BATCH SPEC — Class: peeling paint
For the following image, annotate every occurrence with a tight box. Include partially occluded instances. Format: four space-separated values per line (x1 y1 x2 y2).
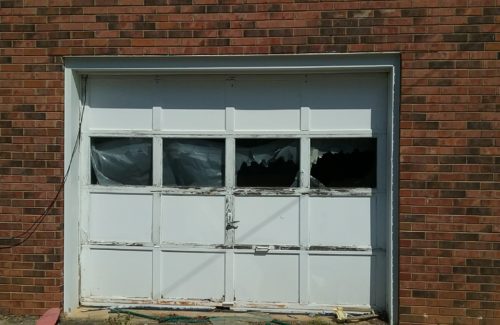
308 245 371 251
161 188 227 196
233 244 252 250
224 195 235 244
272 245 300 251
308 188 374 197
87 241 145 246
83 299 374 315
233 188 299 196
233 187 373 197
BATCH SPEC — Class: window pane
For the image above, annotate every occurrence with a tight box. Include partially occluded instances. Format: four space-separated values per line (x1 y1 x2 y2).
236 139 299 187
310 138 376 188
163 139 225 187
91 137 152 186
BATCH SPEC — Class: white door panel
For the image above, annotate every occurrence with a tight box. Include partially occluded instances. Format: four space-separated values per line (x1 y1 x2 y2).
159 77 226 131
161 251 225 300
309 108 372 131
82 248 153 299
234 253 299 303
88 193 153 243
309 255 372 305
234 196 300 246
88 76 155 130
162 108 226 131
309 197 373 247
161 195 225 245
235 108 301 131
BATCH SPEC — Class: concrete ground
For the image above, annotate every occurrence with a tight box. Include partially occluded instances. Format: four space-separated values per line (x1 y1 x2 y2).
1 308 387 325
0 315 38 325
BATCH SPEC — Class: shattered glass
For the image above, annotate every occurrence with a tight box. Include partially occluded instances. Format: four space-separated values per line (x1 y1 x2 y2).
236 139 299 187
163 139 225 187
91 137 153 186
310 138 377 188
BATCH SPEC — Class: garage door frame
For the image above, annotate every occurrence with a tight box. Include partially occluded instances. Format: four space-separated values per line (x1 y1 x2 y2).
63 54 400 323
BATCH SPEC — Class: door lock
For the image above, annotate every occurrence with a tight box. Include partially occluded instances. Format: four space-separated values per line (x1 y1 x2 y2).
226 220 239 230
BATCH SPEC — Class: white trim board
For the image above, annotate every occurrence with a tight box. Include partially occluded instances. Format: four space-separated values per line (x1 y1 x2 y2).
63 54 400 324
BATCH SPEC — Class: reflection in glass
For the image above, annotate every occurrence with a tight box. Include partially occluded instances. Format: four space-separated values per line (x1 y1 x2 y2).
236 139 299 187
91 137 152 186
310 138 376 188
163 139 225 187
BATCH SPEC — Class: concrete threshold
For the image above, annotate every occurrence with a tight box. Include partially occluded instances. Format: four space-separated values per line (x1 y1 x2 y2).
61 307 387 325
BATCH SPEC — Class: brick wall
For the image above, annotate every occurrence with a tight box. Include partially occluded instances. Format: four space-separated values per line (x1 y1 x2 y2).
0 0 498 323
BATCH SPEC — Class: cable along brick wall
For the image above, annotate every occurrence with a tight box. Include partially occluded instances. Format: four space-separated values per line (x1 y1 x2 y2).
0 1 498 324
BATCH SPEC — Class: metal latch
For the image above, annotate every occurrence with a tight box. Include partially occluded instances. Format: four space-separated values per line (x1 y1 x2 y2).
226 220 239 230
254 246 270 254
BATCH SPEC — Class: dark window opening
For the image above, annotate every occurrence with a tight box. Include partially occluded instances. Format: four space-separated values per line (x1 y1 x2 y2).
310 138 376 188
236 139 299 187
163 138 225 187
91 137 153 186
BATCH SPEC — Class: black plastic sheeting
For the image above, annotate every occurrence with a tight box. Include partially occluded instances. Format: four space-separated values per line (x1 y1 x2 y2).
236 139 299 187
90 136 375 189
163 139 225 187
310 138 377 188
91 137 153 186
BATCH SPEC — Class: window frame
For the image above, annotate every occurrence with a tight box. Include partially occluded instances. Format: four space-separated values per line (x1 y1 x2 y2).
86 133 380 196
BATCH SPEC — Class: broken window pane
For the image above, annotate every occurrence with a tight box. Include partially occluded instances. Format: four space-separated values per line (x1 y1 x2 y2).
236 139 299 187
163 139 225 187
91 137 152 186
310 138 377 188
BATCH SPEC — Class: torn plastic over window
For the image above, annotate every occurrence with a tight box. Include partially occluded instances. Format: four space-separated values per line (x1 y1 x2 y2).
163 139 225 187
236 139 299 187
310 138 376 188
91 137 153 186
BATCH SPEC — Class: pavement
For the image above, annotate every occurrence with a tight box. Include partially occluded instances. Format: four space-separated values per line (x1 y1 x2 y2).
1 308 388 325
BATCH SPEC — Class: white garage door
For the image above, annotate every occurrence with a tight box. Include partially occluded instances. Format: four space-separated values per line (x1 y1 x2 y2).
79 73 389 312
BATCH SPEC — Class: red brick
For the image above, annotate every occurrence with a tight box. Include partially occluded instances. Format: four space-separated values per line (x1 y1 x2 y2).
0 1 498 321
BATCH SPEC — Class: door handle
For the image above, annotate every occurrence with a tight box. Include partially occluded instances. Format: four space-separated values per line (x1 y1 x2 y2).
255 246 270 254
226 220 239 230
